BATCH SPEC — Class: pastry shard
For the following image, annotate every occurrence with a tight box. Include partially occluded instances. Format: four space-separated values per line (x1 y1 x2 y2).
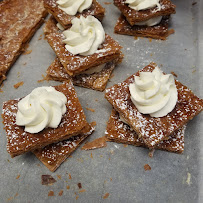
0 0 48 85
114 0 176 26
44 0 105 29
46 55 123 91
106 109 185 153
2 81 88 157
114 15 174 40
105 63 203 148
44 16 122 76
34 122 95 172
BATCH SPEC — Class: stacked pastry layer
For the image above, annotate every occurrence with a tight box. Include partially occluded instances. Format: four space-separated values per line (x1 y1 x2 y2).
114 0 176 40
2 81 95 171
105 63 203 154
44 0 123 91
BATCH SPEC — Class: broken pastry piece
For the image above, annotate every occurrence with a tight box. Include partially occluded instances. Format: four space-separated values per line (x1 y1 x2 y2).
113 0 176 39
2 81 89 157
114 15 174 40
44 0 105 29
105 63 203 148
34 122 95 172
106 109 185 153
0 0 48 85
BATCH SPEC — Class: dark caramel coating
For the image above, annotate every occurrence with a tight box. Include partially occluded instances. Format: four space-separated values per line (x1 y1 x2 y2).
47 54 123 91
0 0 48 85
2 81 88 157
34 123 95 172
44 16 122 76
106 109 185 153
105 63 203 148
114 15 174 40
114 0 176 26
44 0 105 29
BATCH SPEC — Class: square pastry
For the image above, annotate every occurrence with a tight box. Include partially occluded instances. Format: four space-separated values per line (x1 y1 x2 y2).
34 122 95 172
44 16 122 76
46 56 123 91
2 81 88 157
114 0 176 26
105 109 185 153
44 0 105 29
114 15 174 40
105 63 203 148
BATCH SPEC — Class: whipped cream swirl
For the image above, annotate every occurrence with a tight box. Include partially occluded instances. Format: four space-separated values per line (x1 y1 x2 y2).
62 16 105 56
135 16 162 26
16 87 67 133
57 0 93 16
125 0 161 11
129 67 178 117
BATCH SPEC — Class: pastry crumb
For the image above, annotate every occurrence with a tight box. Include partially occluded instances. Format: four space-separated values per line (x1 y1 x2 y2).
103 193 110 199
41 175 56 185
79 189 86 193
38 34 43 40
23 50 32 55
69 173 72 180
16 174 20 179
86 107 95 112
144 164 151 171
48 191 54 197
14 81 24 89
82 136 107 150
37 74 49 83
77 183 82 189
58 190 63 196
66 185 70 190
104 2 111 5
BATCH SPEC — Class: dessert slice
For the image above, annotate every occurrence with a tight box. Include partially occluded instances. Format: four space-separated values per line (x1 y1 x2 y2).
2 81 88 157
106 109 185 153
46 56 123 91
114 0 176 26
105 63 203 148
44 16 122 76
114 15 174 40
0 0 48 85
34 122 95 172
44 0 105 29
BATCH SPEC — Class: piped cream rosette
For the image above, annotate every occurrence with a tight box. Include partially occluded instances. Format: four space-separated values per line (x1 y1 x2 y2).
57 0 93 16
62 15 105 56
125 0 161 11
16 87 67 133
129 67 178 117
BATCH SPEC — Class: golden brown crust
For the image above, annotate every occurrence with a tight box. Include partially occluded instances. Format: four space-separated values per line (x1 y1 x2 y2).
114 15 174 40
105 109 185 153
34 122 95 172
44 16 122 76
105 63 203 148
114 0 176 26
46 53 123 91
44 0 105 29
2 81 88 157
0 0 48 85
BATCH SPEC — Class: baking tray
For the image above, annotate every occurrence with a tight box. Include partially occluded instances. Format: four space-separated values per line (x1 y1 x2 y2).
0 0 202 202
